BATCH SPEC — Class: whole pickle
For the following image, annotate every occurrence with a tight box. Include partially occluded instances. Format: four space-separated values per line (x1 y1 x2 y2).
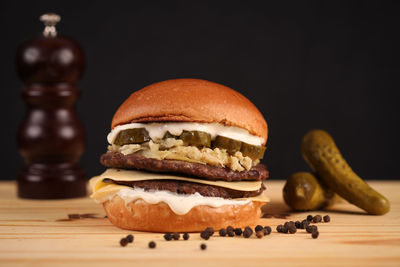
283 172 337 211
114 128 150 145
212 136 242 154
240 142 266 160
179 130 211 147
301 129 390 215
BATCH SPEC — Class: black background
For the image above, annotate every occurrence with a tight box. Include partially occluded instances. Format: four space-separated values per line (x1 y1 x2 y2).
1 1 399 180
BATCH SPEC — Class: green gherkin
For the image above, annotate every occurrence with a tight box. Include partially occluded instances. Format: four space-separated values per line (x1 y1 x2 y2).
179 130 211 147
114 128 150 145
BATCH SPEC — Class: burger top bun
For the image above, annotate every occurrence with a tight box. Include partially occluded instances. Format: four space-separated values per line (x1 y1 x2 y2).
111 78 268 144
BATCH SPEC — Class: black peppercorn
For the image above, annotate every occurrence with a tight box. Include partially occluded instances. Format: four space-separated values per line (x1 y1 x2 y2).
205 227 214 236
263 226 271 235
255 225 263 232
219 228 227 237
243 226 253 238
301 220 309 229
148 241 156 248
126 234 134 243
164 233 173 241
323 215 331 222
282 226 288 234
295 221 301 229
200 231 210 240
226 226 234 236
120 238 128 247
288 225 297 234
200 243 207 250
183 233 190 240
256 231 263 238
234 228 243 236
173 232 180 240
306 225 318 233
307 215 313 221
276 225 283 232
313 215 322 223
312 231 319 239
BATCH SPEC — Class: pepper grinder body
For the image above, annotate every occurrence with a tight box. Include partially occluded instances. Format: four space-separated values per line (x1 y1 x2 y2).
16 26 87 198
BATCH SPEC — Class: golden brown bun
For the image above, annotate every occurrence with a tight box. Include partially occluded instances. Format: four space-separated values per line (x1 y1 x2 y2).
103 195 265 232
111 79 268 144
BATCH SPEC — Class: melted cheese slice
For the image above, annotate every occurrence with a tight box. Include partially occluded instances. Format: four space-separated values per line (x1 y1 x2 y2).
91 168 263 192
89 168 269 203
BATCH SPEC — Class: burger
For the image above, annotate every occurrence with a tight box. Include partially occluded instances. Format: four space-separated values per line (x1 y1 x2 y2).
89 78 269 232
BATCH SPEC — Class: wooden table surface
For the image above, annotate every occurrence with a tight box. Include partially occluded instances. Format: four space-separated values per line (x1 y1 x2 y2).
0 180 399 267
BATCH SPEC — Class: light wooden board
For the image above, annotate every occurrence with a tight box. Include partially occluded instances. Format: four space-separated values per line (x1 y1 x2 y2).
0 181 399 267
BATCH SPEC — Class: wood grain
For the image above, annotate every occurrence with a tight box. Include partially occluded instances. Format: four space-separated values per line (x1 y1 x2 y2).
0 181 399 267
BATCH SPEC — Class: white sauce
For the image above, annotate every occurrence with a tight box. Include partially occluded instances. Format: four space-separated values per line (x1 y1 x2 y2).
113 188 251 215
107 122 264 146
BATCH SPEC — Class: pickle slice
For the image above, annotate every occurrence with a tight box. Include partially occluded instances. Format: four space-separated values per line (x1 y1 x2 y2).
162 131 177 139
114 128 150 145
212 135 242 154
240 142 266 160
179 130 211 147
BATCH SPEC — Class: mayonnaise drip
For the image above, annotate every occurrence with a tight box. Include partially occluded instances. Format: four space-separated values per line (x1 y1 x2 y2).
113 188 251 215
107 122 264 146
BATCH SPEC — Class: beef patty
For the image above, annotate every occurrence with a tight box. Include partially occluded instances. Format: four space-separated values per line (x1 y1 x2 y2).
100 151 269 182
103 178 265 199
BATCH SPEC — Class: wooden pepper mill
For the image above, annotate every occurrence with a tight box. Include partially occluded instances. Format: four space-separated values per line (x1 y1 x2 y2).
16 13 86 199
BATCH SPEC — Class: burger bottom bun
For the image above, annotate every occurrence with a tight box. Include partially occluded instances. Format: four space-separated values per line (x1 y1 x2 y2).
103 195 265 232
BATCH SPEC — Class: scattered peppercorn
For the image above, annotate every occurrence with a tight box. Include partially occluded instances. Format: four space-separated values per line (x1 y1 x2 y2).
323 215 331 223
200 231 210 240
255 225 263 232
164 233 172 241
200 243 207 250
173 232 180 240
307 215 313 222
263 226 271 235
234 228 243 236
219 228 227 236
295 221 301 229
282 226 288 234
306 225 318 233
276 225 283 232
148 241 156 248
126 234 134 243
312 231 319 239
301 220 309 229
120 238 128 247
183 233 190 240
256 231 263 238
313 215 322 223
226 226 234 236
205 227 214 236
288 225 297 234
243 226 253 238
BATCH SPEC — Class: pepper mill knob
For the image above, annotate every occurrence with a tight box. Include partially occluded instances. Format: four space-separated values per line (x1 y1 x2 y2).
16 13 87 199
40 13 60 37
